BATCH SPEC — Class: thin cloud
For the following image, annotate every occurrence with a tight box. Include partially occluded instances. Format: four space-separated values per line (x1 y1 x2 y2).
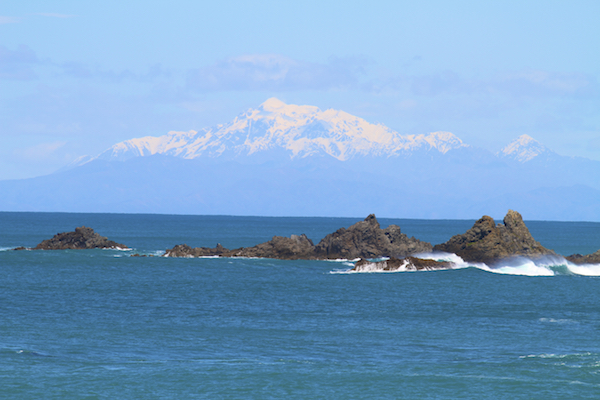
187 54 366 92
368 69 598 99
0 45 39 80
14 141 67 162
36 13 76 18
499 70 598 98
59 62 172 84
0 16 20 24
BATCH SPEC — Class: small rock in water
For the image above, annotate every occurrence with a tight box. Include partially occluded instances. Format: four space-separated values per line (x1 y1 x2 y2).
33 226 128 250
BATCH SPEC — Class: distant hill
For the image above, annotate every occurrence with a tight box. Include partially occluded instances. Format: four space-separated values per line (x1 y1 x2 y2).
1 99 599 221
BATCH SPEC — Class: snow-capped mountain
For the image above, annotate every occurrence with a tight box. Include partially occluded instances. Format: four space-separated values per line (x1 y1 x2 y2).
2 98 599 221
498 134 551 163
95 98 468 163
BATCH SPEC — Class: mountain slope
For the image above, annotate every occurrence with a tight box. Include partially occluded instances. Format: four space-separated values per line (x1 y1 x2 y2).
498 134 553 162
95 98 468 163
1 99 599 221
1 154 598 221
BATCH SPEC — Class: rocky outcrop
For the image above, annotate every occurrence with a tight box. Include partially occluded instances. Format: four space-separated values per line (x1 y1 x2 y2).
352 256 450 272
164 243 228 257
433 210 554 264
33 226 128 250
566 250 600 264
226 234 315 259
164 235 315 260
163 214 432 260
313 214 432 259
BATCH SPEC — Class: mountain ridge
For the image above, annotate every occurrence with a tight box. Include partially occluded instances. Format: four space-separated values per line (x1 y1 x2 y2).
92 98 469 164
0 98 598 221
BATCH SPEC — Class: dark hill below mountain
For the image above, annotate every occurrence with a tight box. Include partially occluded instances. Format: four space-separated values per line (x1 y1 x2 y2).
0 153 598 221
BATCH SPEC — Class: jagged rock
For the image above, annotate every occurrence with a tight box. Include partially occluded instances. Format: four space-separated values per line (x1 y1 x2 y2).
313 214 432 259
352 256 450 272
164 243 228 257
566 250 600 264
226 234 315 259
162 214 431 260
33 226 128 250
433 210 554 264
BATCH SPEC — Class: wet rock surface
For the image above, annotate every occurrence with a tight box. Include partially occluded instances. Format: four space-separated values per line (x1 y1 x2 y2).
313 214 432 259
164 243 228 258
433 210 555 264
566 250 600 264
352 256 451 272
33 226 128 250
163 214 432 260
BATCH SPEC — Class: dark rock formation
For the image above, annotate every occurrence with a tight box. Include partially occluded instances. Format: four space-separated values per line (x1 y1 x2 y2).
566 250 600 264
164 243 228 258
163 214 432 260
226 234 315 259
313 214 432 259
33 226 128 250
352 256 451 272
433 210 554 264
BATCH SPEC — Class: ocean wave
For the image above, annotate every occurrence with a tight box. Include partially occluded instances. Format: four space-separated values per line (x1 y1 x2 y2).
331 253 600 277
324 258 362 262
538 317 578 324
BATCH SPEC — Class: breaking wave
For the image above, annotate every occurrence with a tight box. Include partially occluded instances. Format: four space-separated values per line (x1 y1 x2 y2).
331 253 600 277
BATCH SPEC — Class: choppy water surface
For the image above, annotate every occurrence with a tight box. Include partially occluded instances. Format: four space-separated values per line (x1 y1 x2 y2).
1 212 599 399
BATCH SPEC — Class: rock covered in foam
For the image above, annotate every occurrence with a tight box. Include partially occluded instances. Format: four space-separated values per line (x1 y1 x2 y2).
352 257 451 272
33 226 128 250
433 210 554 264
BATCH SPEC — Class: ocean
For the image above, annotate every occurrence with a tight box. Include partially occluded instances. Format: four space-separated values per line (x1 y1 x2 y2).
1 212 600 399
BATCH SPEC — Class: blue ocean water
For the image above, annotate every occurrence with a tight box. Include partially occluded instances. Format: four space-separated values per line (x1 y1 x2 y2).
1 212 600 399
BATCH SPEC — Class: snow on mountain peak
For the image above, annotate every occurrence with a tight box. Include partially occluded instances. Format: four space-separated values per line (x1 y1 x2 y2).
93 99 470 163
259 97 287 111
499 134 548 162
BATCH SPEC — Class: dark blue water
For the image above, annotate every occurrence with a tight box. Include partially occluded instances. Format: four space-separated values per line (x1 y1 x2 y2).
1 212 600 399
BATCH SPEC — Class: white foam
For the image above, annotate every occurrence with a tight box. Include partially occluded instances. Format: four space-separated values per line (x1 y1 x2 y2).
414 251 477 270
566 262 600 276
324 258 361 262
329 252 600 277
101 247 131 251
478 259 555 276
539 318 578 324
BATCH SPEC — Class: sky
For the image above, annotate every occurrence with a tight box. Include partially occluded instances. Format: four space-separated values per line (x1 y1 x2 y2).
1 0 599 180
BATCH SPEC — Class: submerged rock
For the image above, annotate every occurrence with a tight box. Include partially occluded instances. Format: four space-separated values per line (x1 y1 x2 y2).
433 210 554 264
566 250 600 264
163 214 432 260
33 226 128 250
352 256 451 272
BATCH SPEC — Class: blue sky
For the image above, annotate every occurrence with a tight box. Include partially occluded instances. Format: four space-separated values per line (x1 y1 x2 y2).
1 0 599 179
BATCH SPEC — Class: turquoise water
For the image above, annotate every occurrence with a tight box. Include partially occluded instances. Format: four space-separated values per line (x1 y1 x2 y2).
1 212 600 399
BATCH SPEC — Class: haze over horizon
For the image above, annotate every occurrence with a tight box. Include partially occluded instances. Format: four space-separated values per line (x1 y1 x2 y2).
2 0 600 180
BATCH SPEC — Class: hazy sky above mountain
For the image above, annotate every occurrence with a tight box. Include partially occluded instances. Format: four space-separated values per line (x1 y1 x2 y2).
2 0 599 179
